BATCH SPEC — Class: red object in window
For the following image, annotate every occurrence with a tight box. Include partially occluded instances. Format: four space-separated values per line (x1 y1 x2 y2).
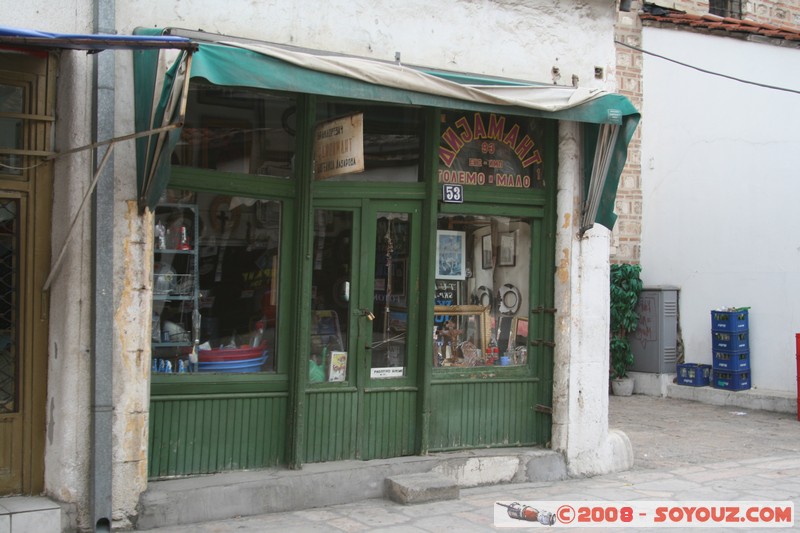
198 344 266 362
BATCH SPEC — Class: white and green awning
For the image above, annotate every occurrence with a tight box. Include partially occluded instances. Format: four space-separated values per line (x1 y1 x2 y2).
134 28 639 229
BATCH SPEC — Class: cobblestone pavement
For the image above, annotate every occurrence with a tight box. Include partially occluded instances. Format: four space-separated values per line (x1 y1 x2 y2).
145 395 800 532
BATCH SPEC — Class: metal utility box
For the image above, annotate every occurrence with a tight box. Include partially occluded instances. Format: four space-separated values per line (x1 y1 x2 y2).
629 286 679 373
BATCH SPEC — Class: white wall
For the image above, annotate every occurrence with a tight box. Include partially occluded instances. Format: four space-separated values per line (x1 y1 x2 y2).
640 27 800 393
117 0 617 91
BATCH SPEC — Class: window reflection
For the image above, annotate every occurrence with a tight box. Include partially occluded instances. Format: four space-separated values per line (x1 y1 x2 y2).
173 84 297 179
434 214 531 368
315 100 422 182
370 212 410 377
308 210 351 383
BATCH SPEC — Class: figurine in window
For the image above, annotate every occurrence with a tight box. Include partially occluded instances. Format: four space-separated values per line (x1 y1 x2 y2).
440 319 463 362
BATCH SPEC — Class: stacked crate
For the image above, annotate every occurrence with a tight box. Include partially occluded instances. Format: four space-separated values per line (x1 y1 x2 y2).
711 309 751 391
676 362 712 387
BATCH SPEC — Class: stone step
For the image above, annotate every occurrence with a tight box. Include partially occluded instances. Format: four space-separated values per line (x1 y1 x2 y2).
136 448 567 530
0 496 62 533
385 472 459 505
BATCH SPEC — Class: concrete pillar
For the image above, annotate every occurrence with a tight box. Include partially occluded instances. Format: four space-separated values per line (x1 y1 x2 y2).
551 121 633 477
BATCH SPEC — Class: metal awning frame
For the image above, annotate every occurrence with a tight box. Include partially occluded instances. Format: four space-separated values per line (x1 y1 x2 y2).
0 26 197 52
0 26 196 289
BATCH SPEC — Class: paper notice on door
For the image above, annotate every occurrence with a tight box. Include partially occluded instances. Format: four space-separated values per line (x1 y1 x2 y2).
328 351 348 382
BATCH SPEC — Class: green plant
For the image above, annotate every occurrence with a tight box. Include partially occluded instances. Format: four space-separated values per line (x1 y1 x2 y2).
609 263 643 379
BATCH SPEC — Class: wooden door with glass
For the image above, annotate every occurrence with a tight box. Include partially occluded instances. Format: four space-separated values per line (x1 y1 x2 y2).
304 199 421 462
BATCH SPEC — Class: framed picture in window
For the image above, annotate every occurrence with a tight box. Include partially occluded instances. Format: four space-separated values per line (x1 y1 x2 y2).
481 234 493 270
498 231 516 267
433 304 490 356
435 230 466 280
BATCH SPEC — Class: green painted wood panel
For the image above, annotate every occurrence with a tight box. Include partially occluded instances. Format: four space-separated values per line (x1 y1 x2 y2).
428 380 538 451
148 393 287 479
362 389 417 460
303 390 357 463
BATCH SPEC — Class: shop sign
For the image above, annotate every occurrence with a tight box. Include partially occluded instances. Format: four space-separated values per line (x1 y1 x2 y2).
371 367 404 379
314 113 365 180
438 112 545 189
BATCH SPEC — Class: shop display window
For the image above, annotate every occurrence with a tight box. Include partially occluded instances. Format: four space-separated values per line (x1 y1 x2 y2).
434 214 530 368
152 189 281 374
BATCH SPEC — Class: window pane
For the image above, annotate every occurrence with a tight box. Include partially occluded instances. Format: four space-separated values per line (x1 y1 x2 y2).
0 199 18 412
153 190 281 374
709 0 742 18
370 212 410 377
175 84 297 179
0 85 24 176
434 214 531 368
315 100 422 182
309 210 351 383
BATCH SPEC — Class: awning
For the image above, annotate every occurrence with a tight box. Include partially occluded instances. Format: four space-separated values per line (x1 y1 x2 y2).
0 26 195 291
133 29 637 229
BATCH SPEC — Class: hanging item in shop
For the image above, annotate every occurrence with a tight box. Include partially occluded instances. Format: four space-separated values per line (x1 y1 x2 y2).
498 283 521 315
475 285 493 308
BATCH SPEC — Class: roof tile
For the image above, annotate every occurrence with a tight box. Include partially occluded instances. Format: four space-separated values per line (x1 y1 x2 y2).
640 3 800 42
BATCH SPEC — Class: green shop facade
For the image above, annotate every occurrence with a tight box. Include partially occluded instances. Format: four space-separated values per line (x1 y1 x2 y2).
135 32 639 479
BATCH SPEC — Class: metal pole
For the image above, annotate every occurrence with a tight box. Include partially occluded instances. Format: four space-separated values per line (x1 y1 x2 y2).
91 0 115 529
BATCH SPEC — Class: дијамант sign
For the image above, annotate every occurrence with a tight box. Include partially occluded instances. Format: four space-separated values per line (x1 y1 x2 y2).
438 112 545 189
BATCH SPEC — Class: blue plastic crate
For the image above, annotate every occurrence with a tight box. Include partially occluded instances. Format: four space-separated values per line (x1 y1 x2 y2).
677 363 711 386
712 330 749 352
711 309 749 332
712 369 751 391
713 350 750 371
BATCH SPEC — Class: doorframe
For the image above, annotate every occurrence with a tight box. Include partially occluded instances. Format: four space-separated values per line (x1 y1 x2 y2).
288 105 558 465
0 51 54 495
358 198 424 459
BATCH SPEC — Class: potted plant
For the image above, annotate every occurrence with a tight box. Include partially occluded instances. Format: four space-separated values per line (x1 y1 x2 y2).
609 263 643 396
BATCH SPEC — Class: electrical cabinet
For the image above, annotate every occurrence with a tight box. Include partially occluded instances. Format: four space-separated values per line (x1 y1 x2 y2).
629 286 679 374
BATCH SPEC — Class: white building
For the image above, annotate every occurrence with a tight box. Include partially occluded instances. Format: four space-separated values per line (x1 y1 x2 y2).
629 4 800 397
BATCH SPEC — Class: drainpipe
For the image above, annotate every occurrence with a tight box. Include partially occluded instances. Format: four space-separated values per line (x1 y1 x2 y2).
91 0 114 530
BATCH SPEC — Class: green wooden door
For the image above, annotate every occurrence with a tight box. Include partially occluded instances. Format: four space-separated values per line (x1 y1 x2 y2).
304 199 421 462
